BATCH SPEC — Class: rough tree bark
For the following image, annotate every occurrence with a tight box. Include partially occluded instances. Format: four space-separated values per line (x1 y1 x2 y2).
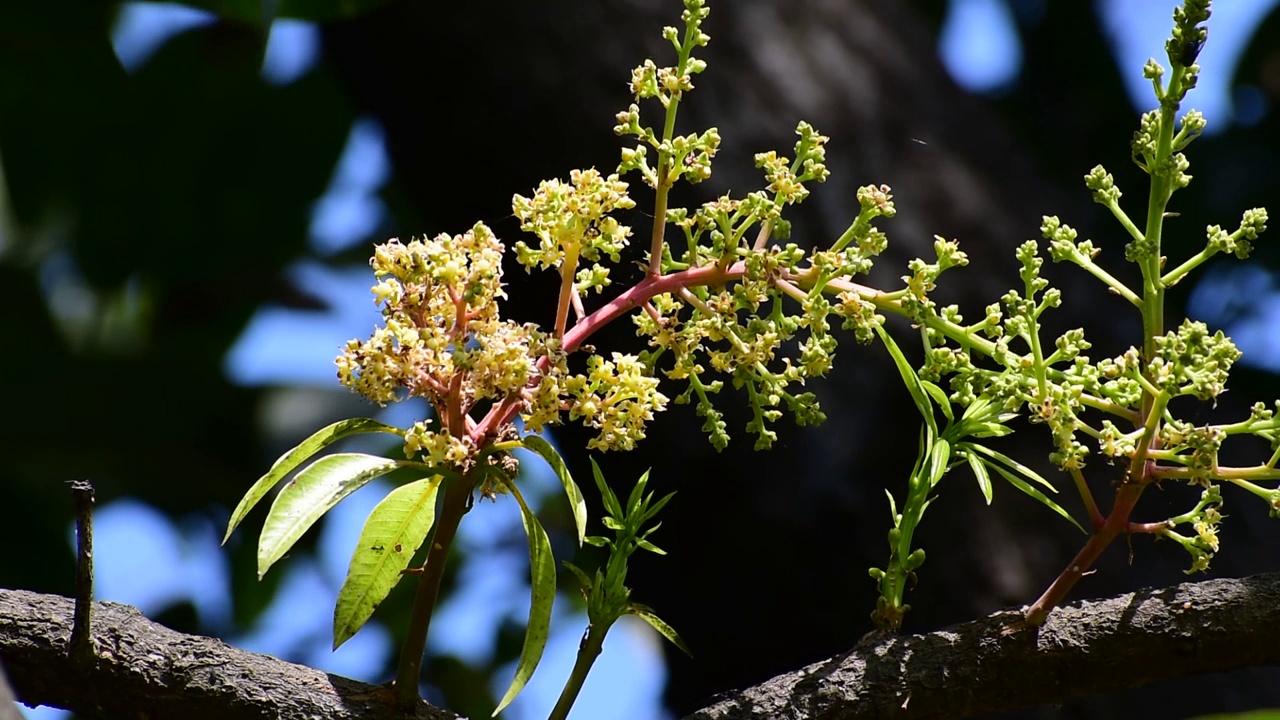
5 576 1280 720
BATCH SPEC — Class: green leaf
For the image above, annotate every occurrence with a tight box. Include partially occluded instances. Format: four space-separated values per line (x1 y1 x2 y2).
964 449 994 505
927 438 951 488
562 560 594 592
883 488 898 519
257 453 407 579
332 474 443 649
965 444 1058 493
627 603 692 657
591 458 624 519
874 323 936 436
639 491 675 525
224 418 402 545
636 538 667 555
626 469 652 517
521 434 588 546
493 487 558 716
921 381 954 423
986 463 1084 533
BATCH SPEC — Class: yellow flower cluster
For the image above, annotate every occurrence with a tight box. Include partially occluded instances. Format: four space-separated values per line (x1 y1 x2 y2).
336 223 534 414
565 353 669 451
512 168 635 296
336 216 671 460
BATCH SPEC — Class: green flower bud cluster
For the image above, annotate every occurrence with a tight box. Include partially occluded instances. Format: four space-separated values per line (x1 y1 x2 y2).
1205 207 1268 259
1148 320 1241 400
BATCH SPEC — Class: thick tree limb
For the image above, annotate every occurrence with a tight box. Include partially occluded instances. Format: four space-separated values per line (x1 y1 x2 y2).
0 589 458 720
4 575 1280 720
685 572 1280 720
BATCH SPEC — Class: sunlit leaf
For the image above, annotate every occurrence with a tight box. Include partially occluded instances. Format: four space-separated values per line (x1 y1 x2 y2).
627 603 692 657
874 323 936 436
921 380 953 423
522 434 588 546
636 538 666 555
965 443 1058 493
639 491 675 525
224 418 402 544
493 484 557 716
332 474 443 649
927 438 951 488
591 458 623 518
626 469 651 517
257 453 408 578
986 462 1084 533
964 448 994 504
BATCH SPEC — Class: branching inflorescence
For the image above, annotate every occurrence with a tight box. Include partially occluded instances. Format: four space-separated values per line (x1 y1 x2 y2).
224 0 1274 714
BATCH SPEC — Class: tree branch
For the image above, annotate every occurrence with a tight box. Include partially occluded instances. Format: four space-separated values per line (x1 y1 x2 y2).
0 589 458 720
4 574 1280 720
685 572 1280 720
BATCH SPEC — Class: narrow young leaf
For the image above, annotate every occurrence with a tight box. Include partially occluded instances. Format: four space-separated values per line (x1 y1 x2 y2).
626 604 692 657
257 453 406 579
562 560 594 593
591 458 624 519
874 323 937 436
636 538 667 555
966 443 1058 493
883 488 898 519
626 469 652 518
493 488 558 716
521 434 588 546
224 418 402 544
332 474 443 649
963 448 994 505
927 438 951 488
639 491 676 525
987 462 1084 533
920 381 954 423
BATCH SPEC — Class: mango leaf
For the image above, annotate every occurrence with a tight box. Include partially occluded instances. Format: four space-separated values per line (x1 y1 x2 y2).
986 462 1084 533
874 323 936 436
965 443 1058 493
627 603 692 657
258 453 408 578
224 418 402 544
963 448 994 504
521 434 588 546
591 457 624 519
493 485 558 716
333 474 443 649
927 438 951 488
920 380 954 423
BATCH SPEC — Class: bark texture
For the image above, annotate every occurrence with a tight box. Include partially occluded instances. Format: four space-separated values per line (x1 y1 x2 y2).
687 572 1280 719
0 589 458 720
5 573 1280 720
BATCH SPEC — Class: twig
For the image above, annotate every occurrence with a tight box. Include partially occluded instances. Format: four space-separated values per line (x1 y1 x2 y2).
68 480 94 664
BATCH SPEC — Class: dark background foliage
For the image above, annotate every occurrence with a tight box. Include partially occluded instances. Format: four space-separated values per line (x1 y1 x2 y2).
3 1 1279 717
